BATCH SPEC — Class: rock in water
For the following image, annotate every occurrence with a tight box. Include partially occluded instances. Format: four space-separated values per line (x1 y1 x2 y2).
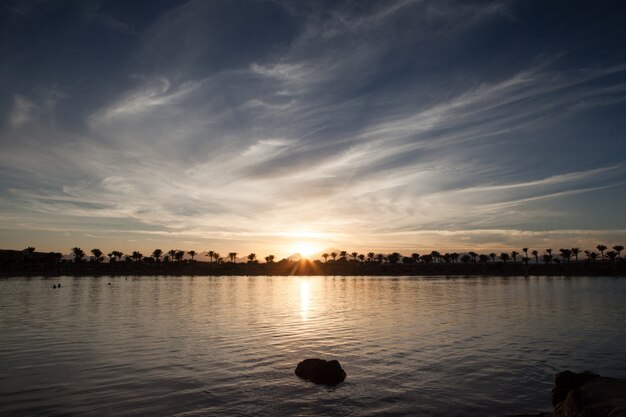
552 370 599 406
552 371 626 417
295 358 346 385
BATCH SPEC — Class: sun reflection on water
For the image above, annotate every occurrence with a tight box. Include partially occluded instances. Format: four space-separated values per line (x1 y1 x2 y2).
299 279 311 320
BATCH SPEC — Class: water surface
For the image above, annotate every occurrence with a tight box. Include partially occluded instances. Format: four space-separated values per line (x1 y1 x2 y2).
1 276 625 416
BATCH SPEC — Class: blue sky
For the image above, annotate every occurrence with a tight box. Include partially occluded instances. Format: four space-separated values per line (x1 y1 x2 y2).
1 0 625 257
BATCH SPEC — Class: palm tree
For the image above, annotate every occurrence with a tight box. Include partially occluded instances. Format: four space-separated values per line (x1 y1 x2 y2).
206 250 215 263
469 251 478 263
358 254 365 263
110 250 123 262
339 251 347 261
376 253 385 263
510 251 519 263
499 252 510 263
596 244 607 260
228 252 238 263
450 253 459 263
367 252 375 262
152 249 163 262
479 254 489 264
350 252 358 262
330 252 338 261
265 254 275 263
461 254 471 264
531 250 539 264
387 252 401 264
559 248 572 263
522 247 529 260
606 251 618 262
571 247 580 263
322 253 329 262
90 248 103 263
613 245 624 259
247 253 256 263
544 249 553 264
489 253 496 263
168 249 177 261
131 251 143 261
187 250 197 261
430 251 440 263
213 252 221 263
411 253 420 263
71 247 85 263
174 250 184 262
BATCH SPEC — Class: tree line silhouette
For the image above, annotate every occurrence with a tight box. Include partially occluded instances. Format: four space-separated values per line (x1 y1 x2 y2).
2 243 624 277
20 244 626 265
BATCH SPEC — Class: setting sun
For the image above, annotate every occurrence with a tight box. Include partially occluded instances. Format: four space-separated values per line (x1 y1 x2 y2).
291 242 319 258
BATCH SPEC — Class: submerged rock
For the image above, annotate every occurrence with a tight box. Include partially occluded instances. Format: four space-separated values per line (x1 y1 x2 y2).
295 358 346 385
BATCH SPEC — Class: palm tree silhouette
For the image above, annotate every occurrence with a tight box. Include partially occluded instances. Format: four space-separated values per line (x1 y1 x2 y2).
559 248 572 263
351 252 358 262
367 252 375 262
606 251 618 262
544 249 553 264
187 250 197 261
571 247 580 263
469 251 478 263
174 250 184 262
613 245 624 259
431 251 440 263
479 254 489 264
510 251 519 263
152 249 163 262
339 251 347 261
499 252 510 263
596 244 607 260
322 253 329 262
358 254 365 263
531 250 539 264
228 252 238 263
265 254 275 263
522 247 529 260
330 252 337 261
91 248 103 263
489 253 496 263
131 251 143 261
71 247 85 263
168 249 177 261
376 253 385 263
206 250 215 263
247 253 256 263
411 253 420 263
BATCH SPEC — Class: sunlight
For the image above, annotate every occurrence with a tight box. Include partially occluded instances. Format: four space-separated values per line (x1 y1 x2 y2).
291 242 319 258
299 279 311 320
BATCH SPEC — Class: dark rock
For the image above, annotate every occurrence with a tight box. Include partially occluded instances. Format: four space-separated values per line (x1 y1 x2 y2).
553 375 626 417
295 358 346 385
552 371 599 406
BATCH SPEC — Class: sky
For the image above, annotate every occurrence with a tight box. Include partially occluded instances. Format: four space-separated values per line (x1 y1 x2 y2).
1 0 626 258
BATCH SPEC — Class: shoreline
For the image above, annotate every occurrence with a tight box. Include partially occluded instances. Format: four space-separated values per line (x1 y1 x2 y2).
2 260 625 278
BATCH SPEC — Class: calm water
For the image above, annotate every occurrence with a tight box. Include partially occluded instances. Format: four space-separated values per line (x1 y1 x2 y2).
1 276 626 417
